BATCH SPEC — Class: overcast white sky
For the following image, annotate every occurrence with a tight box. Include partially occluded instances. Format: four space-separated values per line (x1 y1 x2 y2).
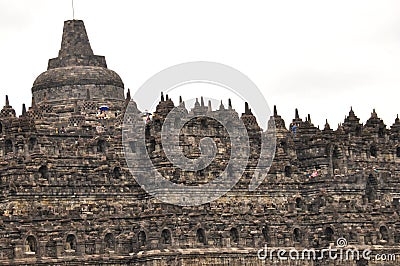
0 0 399 129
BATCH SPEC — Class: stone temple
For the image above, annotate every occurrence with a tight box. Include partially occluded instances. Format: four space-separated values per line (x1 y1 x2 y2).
0 20 399 265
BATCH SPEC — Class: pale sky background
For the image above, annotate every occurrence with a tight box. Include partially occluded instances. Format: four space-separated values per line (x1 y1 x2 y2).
0 0 399 129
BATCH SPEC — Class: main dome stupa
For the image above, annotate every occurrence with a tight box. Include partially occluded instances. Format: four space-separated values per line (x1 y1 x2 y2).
32 20 125 109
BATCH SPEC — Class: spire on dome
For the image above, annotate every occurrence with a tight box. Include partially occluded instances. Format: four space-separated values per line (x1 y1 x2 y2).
270 105 286 129
295 108 299 119
349 106 355 116
31 96 36 107
208 100 212 112
371 109 378 118
324 119 331 130
0 95 16 118
337 123 344 133
391 114 400 133
47 20 107 69
219 100 225 110
22 104 27 116
59 20 93 57
244 102 251 114
195 98 200 107
343 106 361 132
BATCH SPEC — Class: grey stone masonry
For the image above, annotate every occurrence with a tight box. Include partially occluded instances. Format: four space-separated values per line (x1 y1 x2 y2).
48 20 107 69
0 19 399 265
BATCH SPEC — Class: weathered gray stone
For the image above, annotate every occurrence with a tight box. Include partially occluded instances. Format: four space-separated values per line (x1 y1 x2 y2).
0 19 399 266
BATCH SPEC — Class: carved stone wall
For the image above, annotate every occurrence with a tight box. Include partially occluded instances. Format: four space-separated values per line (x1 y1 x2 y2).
0 19 399 265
